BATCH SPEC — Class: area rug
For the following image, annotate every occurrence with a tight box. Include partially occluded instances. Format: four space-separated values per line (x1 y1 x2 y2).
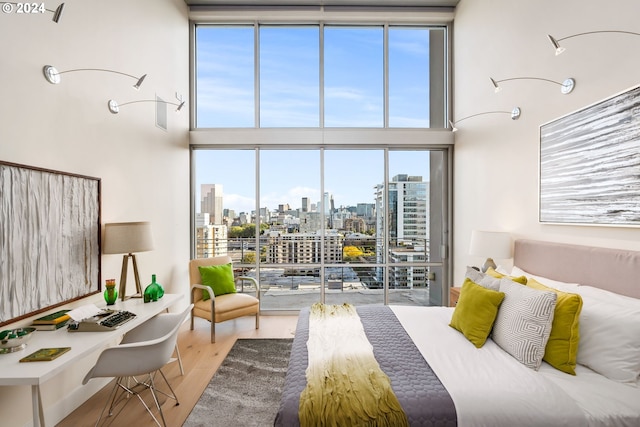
183 338 293 427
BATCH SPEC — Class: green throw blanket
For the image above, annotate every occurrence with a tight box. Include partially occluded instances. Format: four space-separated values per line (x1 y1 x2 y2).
299 303 408 427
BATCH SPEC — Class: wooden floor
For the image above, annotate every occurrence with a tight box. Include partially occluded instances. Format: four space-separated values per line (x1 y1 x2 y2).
56 314 299 427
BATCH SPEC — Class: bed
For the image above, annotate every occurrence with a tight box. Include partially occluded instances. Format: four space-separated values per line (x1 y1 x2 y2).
275 239 640 426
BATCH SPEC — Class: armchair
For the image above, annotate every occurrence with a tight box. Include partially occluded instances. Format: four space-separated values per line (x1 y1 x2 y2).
189 256 260 343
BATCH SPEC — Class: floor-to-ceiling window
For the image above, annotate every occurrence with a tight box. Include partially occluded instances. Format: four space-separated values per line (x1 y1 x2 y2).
190 7 453 311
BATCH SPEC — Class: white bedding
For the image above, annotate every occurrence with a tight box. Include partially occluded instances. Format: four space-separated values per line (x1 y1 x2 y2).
391 305 640 427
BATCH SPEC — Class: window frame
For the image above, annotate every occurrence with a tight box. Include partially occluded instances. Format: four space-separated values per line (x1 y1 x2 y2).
191 14 452 130
189 7 454 309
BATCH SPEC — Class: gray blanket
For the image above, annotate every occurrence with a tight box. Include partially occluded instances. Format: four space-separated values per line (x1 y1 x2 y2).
274 306 457 426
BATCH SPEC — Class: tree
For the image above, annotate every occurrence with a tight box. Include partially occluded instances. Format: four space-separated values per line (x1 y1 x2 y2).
343 245 364 261
242 252 256 264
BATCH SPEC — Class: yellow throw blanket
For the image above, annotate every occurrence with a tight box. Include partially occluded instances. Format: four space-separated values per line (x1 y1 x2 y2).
299 303 408 427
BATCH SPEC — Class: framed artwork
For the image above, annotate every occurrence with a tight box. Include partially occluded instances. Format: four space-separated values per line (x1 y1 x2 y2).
539 84 640 226
0 161 101 326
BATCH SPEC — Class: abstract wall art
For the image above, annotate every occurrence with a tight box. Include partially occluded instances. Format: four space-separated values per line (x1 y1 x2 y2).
539 84 640 226
0 161 101 326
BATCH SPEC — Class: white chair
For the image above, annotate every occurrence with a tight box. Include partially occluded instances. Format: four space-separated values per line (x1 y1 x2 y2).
83 304 193 427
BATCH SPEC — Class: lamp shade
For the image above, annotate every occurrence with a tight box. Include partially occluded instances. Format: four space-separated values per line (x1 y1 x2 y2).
103 222 154 254
469 230 512 260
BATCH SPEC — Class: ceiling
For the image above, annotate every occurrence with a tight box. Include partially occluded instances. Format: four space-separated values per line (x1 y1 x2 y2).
184 1 459 7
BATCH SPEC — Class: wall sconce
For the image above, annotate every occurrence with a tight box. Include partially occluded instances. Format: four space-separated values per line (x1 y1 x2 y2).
1 2 64 22
490 76 575 94
107 99 185 114
548 31 640 56
43 65 146 89
449 107 521 132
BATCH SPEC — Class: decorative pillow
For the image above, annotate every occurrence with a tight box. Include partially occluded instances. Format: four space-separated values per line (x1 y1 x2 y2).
526 278 583 375
198 263 237 300
485 267 527 285
449 278 505 348
575 294 640 385
465 266 501 291
492 278 557 370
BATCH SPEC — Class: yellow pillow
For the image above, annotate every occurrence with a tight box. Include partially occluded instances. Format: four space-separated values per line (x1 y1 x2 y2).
486 267 527 285
527 278 583 375
450 278 505 348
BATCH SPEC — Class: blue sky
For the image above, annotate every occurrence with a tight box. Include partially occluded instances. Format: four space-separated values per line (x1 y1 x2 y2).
195 25 432 128
194 24 434 214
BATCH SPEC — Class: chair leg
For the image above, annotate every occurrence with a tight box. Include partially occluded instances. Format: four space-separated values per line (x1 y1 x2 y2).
211 320 216 343
174 343 184 375
147 373 168 427
256 312 260 330
95 380 121 427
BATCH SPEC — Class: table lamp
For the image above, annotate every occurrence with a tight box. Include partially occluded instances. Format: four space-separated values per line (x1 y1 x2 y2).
469 230 512 273
103 221 154 300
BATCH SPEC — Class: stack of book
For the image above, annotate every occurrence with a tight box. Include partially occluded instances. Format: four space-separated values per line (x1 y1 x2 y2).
31 310 71 331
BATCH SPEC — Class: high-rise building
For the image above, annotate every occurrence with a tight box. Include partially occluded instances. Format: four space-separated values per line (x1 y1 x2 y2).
356 203 375 219
265 230 343 264
195 221 228 259
375 174 429 288
201 184 224 225
301 197 309 212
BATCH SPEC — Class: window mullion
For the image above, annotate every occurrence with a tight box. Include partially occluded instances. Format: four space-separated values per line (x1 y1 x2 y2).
320 22 325 129
384 23 389 128
319 147 325 303
254 21 260 128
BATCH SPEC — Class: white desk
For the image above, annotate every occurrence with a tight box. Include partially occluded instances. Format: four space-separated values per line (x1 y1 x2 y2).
0 293 183 427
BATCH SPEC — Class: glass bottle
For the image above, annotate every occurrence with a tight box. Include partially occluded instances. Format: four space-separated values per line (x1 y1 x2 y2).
144 274 164 303
104 279 118 305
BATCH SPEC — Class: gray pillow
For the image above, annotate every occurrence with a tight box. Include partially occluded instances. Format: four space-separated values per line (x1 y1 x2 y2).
492 278 557 370
465 266 501 291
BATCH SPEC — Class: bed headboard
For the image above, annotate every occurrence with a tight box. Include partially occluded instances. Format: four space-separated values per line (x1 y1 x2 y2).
514 239 640 299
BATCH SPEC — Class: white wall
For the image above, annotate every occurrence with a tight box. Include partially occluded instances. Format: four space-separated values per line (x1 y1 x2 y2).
453 0 640 283
0 0 190 425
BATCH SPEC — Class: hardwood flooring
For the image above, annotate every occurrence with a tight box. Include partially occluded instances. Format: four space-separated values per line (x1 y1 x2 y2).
55 314 299 427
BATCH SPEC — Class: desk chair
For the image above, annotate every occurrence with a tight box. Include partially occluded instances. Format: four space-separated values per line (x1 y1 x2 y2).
83 304 193 427
189 256 260 343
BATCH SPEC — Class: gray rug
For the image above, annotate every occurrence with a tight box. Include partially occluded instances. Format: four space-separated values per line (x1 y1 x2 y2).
183 338 293 427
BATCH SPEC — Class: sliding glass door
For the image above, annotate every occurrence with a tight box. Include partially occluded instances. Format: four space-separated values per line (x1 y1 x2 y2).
192 147 449 311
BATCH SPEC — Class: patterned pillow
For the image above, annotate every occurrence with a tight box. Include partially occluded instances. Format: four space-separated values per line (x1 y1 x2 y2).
492 278 557 370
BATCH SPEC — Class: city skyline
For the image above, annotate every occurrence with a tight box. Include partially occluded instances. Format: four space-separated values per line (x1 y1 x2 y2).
195 150 431 215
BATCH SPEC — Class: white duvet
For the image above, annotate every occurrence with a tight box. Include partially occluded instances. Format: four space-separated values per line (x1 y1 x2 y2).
391 306 640 427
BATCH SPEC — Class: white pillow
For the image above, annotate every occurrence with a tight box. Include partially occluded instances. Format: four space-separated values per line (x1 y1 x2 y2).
575 293 640 385
492 278 557 370
576 285 640 309
510 266 580 293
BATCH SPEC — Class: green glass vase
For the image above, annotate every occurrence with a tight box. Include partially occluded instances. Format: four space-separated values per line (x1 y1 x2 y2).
104 279 118 305
144 274 164 303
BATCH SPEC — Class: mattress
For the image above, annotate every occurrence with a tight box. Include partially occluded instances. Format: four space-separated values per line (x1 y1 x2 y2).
276 304 640 427
392 305 640 427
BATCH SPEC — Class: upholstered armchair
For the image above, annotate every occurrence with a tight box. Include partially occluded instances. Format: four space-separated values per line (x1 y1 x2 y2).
189 256 260 343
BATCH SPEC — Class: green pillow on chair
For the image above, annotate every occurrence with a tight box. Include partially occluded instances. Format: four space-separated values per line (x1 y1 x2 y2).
198 263 237 300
